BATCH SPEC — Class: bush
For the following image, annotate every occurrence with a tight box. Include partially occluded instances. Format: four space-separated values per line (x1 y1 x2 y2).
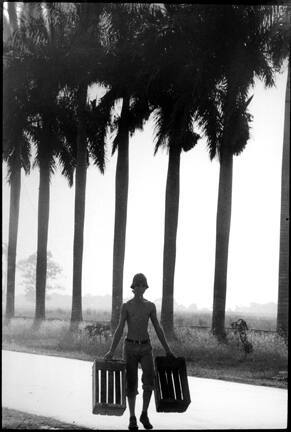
2 317 287 375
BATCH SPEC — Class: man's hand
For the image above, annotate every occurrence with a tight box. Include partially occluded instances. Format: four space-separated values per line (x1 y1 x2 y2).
104 350 113 361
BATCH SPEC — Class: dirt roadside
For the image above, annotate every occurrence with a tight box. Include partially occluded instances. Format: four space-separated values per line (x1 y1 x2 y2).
2 408 92 430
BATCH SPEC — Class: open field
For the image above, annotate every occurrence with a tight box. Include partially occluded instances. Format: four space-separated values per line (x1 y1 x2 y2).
5 307 279 331
2 312 287 389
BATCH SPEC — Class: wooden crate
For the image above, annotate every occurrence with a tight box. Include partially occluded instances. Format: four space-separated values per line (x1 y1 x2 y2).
92 359 126 416
154 356 191 412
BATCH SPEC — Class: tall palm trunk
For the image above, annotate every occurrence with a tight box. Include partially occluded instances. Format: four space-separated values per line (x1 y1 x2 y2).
4 0 20 324
212 151 233 340
111 97 129 331
34 158 50 324
70 83 88 326
277 64 290 339
5 143 21 321
161 145 181 339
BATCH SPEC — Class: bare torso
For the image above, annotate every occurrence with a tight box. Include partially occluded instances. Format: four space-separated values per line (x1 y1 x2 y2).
124 298 154 340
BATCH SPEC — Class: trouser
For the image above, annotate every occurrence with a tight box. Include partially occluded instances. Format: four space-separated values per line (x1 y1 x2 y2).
123 339 155 397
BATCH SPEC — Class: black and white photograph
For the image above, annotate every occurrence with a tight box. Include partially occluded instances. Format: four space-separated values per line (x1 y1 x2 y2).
2 2 289 430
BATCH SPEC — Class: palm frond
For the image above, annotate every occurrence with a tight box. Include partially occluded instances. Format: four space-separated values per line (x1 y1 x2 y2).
56 88 78 157
153 107 171 154
56 146 75 187
196 101 222 161
85 97 108 173
127 96 152 136
88 138 106 174
21 133 32 175
222 93 254 157
87 88 119 157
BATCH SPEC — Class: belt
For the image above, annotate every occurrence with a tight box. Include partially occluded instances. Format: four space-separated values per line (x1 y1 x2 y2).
126 338 149 345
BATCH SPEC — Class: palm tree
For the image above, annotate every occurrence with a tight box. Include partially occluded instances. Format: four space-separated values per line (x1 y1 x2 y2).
211 92 254 340
70 82 88 325
29 7 70 326
92 4 153 331
152 97 200 339
111 94 130 332
34 126 58 325
144 4 224 338
62 3 107 327
3 2 33 322
98 91 151 331
69 88 106 326
277 62 290 340
209 5 289 339
3 63 32 322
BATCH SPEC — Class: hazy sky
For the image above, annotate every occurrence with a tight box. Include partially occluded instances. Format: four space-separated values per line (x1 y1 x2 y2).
2 66 288 310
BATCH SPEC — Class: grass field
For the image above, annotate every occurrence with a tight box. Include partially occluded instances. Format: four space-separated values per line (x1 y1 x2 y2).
6 307 278 331
2 311 288 389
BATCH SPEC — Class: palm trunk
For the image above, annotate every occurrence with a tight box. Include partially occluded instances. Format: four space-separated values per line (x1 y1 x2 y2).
70 83 88 326
4 2 20 322
34 160 50 325
111 97 129 332
277 64 290 339
161 145 181 339
212 151 233 340
5 147 21 321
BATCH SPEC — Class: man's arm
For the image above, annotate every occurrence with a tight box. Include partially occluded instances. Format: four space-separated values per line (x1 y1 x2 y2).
150 304 174 356
104 304 127 360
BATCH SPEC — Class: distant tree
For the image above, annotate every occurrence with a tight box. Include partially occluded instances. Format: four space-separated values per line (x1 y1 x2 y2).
17 251 64 303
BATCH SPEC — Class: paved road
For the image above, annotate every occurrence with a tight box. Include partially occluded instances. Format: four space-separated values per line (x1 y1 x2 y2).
2 350 287 430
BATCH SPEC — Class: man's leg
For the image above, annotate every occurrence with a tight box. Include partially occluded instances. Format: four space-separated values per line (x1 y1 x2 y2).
124 346 139 430
128 395 138 430
128 394 136 417
142 389 152 413
139 349 155 429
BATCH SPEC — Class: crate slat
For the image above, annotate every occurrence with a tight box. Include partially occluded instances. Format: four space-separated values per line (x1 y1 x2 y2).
108 370 114 404
95 368 100 403
179 362 191 403
115 370 121 405
172 369 182 400
166 368 175 399
159 368 169 399
101 370 106 403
